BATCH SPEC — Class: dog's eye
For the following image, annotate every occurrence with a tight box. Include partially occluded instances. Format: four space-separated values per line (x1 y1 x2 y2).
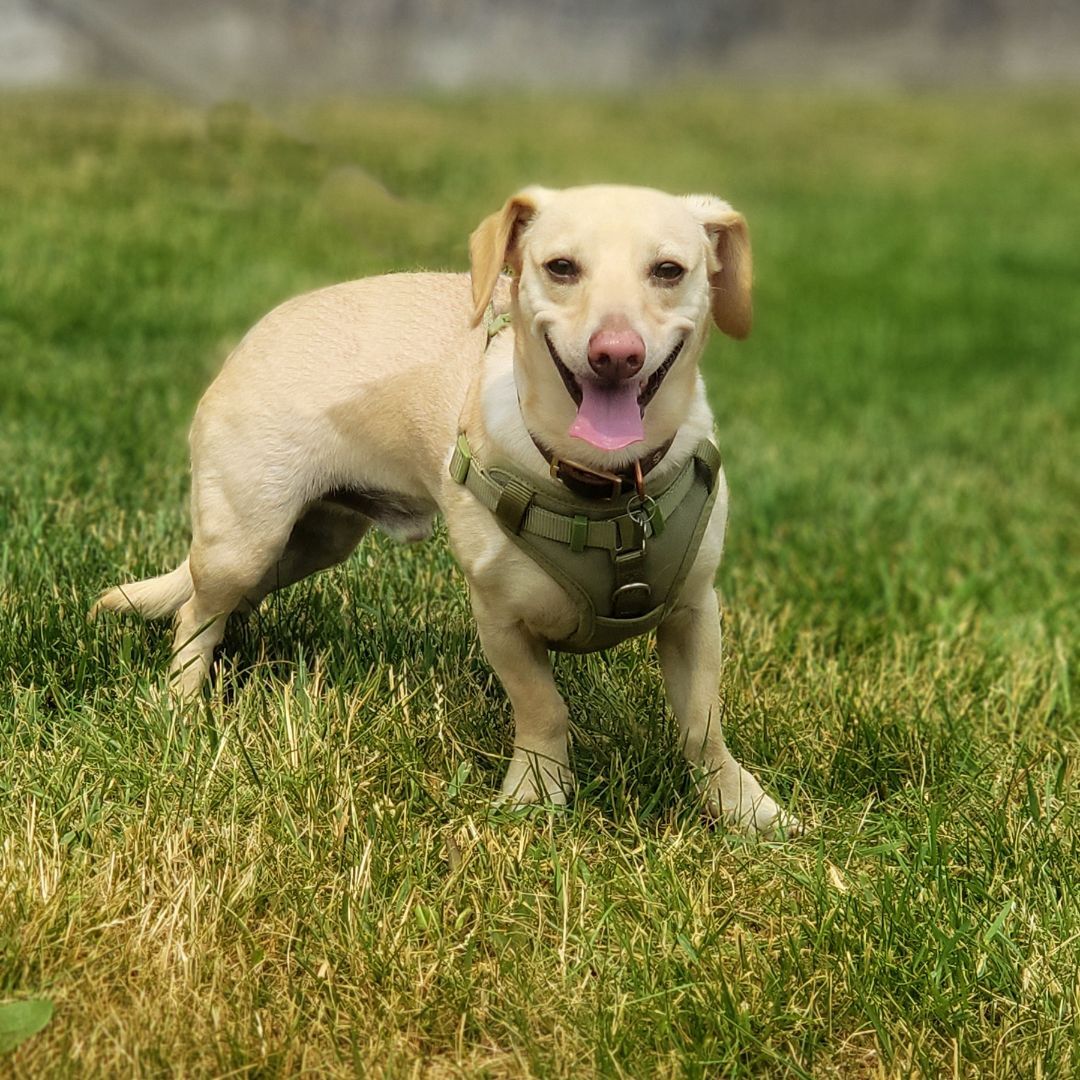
651 261 686 283
545 258 579 281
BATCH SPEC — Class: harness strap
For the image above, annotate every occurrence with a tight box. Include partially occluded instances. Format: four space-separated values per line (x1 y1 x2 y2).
449 433 708 551
694 438 722 492
450 430 722 652
486 309 511 345
611 515 650 616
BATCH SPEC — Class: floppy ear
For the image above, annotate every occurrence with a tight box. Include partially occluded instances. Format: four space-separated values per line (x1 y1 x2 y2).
682 194 753 339
468 188 545 326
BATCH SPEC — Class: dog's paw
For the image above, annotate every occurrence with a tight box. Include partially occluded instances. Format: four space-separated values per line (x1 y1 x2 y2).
717 796 804 840
136 676 200 715
700 760 803 840
497 750 573 810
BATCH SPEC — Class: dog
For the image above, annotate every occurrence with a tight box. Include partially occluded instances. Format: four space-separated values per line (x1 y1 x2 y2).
93 185 797 836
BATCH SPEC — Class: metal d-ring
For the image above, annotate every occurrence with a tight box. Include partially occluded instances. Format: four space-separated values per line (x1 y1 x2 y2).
626 493 659 537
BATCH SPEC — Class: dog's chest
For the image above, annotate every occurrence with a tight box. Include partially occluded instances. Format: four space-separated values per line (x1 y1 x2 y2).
448 437 722 653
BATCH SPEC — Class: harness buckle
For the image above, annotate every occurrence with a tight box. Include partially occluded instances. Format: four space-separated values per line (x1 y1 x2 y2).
611 517 651 617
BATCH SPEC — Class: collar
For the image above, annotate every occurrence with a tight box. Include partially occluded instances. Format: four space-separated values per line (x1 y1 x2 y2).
449 430 720 544
528 432 676 501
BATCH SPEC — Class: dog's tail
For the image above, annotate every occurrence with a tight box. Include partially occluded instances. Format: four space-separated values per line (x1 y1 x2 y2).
91 558 193 620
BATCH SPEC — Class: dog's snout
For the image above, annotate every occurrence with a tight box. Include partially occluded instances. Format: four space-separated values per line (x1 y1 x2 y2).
587 330 645 381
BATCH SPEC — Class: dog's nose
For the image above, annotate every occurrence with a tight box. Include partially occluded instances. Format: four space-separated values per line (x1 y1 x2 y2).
587 330 646 381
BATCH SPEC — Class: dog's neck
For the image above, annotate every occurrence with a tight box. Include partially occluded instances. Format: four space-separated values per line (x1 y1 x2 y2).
525 429 675 500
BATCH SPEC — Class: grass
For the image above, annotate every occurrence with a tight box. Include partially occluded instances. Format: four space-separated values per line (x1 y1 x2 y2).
1 86 1078 1077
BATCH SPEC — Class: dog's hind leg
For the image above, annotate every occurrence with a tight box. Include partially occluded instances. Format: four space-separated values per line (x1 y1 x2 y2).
167 470 305 696
238 501 372 612
169 541 280 696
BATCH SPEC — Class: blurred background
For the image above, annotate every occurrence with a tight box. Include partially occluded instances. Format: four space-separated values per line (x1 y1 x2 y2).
3 0 1079 98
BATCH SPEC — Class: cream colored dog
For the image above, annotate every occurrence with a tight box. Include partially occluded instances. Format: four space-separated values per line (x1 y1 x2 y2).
94 184 796 836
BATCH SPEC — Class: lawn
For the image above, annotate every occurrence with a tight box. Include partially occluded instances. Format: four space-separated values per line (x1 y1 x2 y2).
1 87 1078 1077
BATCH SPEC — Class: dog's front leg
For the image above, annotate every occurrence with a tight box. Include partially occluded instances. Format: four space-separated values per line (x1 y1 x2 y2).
472 600 572 807
657 588 798 837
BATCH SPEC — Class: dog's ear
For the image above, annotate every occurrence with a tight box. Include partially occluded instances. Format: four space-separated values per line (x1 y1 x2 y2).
468 188 546 326
682 194 753 340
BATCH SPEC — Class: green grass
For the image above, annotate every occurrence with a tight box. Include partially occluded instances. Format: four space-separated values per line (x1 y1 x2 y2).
1 86 1078 1077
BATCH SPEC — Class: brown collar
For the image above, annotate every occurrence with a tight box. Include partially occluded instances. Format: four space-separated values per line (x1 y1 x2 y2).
528 432 676 500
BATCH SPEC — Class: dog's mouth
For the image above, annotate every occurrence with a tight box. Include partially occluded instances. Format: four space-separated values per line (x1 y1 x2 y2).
545 334 684 451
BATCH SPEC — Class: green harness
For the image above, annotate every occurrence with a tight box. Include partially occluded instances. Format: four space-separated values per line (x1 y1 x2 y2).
449 433 722 653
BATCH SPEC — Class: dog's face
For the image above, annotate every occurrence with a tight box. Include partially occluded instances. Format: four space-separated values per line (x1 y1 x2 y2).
470 185 752 463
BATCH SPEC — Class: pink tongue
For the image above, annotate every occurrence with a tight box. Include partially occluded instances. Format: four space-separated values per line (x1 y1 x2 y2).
569 380 644 451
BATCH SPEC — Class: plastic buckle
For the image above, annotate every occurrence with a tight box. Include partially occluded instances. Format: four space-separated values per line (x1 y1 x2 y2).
495 476 534 533
569 513 589 553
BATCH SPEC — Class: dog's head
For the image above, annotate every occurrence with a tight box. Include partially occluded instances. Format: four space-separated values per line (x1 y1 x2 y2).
470 185 751 465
